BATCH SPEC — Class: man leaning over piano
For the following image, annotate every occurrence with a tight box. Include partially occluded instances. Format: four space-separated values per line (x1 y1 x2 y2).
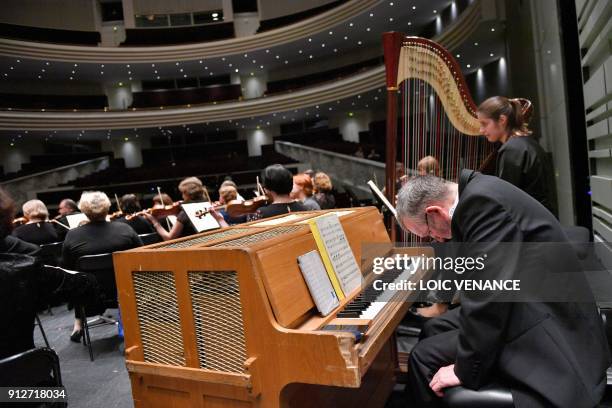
397 169 610 408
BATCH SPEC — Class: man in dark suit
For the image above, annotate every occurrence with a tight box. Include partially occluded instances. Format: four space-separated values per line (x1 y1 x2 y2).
397 170 610 407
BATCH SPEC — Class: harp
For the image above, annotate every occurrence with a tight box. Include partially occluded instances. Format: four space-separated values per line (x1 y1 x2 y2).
382 33 530 241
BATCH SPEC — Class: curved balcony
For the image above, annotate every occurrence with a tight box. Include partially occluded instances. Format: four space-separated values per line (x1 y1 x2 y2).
0 0 483 130
0 0 378 63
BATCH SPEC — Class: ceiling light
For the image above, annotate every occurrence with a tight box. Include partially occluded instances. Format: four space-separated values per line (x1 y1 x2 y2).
491 28 495 32
308 38 312 42
466 64 471 68
128 71 131 74
156 76 160 79
69 76 73 80
369 12 374 17
349 22 354 27
474 42 479 46
175 62 179 66
74 63 78 67
41 69 45 72
100 71 104 74
366 27 371 31
329 31 333 35
118 82 123 86
412 5 416 9
9 67 13 70
252 59 256 63
389 17 394 21
407 21 412 25
179 68 183 72
265 49 270 53
260 65 264 68
309 55 313 59
151 63 155 67
344 36 348 40
358 41 362 45
456 54 460 58
71 70 75 74
433 9 437 13
333 48 338 52
284 60 288 64
321 43 325 47
490 53 494 57
389 1 394 5
275 55 280 59
299 50 303 54
235 68 239 72
199 60 203 63
212 12 219 17
38 75 41 79
228 63 232 67
222 57 226 61
45 62 50 65
129 77 132 80
183 74 187 77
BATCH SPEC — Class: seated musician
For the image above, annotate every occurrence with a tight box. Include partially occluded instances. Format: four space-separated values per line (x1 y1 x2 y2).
12 199 59 246
478 96 555 214
151 193 174 231
416 156 440 176
114 194 156 234
0 188 86 359
54 198 79 240
397 172 610 407
290 173 321 211
313 172 336 210
217 185 246 225
220 179 245 202
62 191 143 342
145 177 207 240
254 164 308 220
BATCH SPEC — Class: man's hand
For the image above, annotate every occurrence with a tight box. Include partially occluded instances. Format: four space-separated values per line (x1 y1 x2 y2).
429 364 461 397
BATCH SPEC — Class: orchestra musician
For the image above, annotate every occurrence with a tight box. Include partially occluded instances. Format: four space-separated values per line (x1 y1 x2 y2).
144 177 219 240
416 156 441 177
54 198 80 240
62 191 143 342
150 192 174 231
290 173 321 211
253 164 307 219
12 199 59 246
397 171 610 407
217 184 246 225
477 96 555 214
114 194 156 235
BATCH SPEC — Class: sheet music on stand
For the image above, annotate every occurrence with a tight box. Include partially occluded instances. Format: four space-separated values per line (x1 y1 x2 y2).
308 213 362 296
181 202 220 233
297 250 339 316
66 213 89 229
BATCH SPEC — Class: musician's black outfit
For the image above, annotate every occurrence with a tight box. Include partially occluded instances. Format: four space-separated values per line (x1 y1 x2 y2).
406 170 610 408
12 222 59 246
496 135 555 215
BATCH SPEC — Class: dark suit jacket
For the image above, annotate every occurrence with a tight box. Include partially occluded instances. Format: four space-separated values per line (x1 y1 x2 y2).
451 170 609 408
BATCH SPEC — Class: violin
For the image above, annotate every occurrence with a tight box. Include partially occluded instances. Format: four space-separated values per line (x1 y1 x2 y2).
124 201 183 221
12 216 28 226
225 195 269 218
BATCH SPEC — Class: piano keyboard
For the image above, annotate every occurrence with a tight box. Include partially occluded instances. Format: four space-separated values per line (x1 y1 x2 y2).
336 267 412 320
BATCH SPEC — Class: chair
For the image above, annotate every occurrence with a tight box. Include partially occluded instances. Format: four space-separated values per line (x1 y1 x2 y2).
443 384 514 407
138 232 161 245
0 347 66 407
34 314 50 348
76 253 117 361
39 241 63 267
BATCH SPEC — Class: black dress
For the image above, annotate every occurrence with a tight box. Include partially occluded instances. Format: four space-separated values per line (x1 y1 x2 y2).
12 222 59 245
114 215 156 235
496 136 555 214
255 201 308 219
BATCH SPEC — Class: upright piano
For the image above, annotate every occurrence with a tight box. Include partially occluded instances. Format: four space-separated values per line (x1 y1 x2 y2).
113 207 429 407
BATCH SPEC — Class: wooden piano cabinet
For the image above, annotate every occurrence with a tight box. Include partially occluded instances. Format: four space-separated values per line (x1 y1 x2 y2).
113 208 415 407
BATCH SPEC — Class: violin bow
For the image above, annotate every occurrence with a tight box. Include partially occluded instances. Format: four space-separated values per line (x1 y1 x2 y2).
157 186 172 230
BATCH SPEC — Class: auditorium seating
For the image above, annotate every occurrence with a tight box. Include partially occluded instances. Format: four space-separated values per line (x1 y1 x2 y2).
0 152 115 182
0 93 108 110
257 0 346 32
131 84 241 108
121 22 234 46
267 57 383 95
0 22 100 45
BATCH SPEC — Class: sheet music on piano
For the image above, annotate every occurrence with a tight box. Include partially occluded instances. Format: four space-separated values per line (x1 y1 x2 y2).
308 213 362 297
297 250 339 316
